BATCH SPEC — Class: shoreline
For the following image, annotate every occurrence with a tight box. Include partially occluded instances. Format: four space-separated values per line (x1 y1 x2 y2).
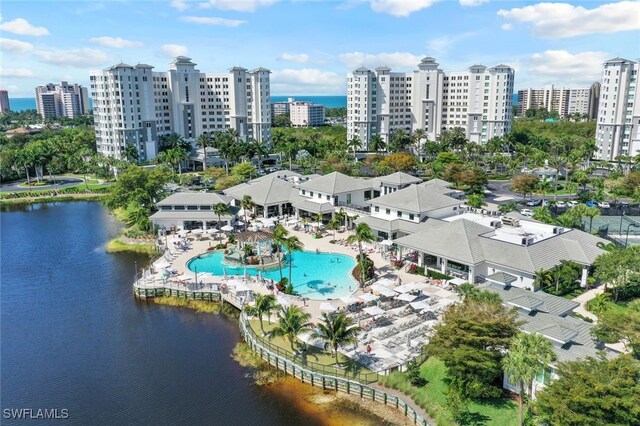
0 193 107 206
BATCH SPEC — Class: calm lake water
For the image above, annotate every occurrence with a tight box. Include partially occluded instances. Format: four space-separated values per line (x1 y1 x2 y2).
0 202 386 425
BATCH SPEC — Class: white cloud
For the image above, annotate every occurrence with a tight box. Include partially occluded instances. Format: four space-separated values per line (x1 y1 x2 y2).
198 0 276 12
160 43 189 57
170 0 189 11
0 18 49 36
271 68 344 95
180 16 247 26
90 36 144 48
426 32 476 56
459 0 488 7
339 51 422 70
501 23 512 31
369 0 437 17
34 48 111 68
498 1 640 39
528 50 609 85
0 37 34 54
277 52 309 63
0 67 35 78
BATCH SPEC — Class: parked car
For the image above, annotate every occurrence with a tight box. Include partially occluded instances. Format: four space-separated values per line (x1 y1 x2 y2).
520 209 533 217
555 200 566 208
567 200 579 207
526 199 542 207
598 201 611 208
586 200 598 207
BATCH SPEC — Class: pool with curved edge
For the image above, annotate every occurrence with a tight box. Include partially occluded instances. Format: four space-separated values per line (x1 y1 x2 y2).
187 250 358 300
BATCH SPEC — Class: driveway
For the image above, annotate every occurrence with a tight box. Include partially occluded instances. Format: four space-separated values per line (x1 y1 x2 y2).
1 176 85 193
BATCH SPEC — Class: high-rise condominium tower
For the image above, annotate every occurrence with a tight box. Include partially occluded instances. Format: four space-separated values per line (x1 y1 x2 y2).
35 82 89 119
347 57 514 149
90 56 271 161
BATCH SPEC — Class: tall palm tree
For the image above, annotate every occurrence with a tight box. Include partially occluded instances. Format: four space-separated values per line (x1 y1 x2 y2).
214 202 230 241
368 133 386 154
327 216 341 240
244 294 278 335
240 195 256 226
312 312 360 366
123 143 139 164
499 202 518 214
537 177 553 203
272 224 289 280
347 223 376 287
411 128 427 157
283 236 304 288
196 133 211 170
346 135 361 159
502 332 556 426
270 305 313 351
532 206 554 224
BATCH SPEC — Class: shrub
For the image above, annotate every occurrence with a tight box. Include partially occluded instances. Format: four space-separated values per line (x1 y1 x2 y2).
406 360 427 387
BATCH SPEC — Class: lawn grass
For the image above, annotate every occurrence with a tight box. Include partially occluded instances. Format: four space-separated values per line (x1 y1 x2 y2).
380 358 518 426
150 297 223 313
0 193 106 205
106 238 158 255
247 318 377 378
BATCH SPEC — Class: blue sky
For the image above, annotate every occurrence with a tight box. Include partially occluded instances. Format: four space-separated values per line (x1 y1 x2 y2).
1 0 639 97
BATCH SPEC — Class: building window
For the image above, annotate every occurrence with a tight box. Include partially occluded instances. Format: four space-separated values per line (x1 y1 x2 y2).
397 211 402 218
364 190 371 200
386 208 391 215
409 213 415 220
374 206 379 213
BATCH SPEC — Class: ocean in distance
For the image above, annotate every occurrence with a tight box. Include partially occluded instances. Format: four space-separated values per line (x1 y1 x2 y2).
7 96 346 112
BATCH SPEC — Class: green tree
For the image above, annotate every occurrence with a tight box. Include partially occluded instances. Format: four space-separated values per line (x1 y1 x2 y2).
270 305 313 351
510 174 539 201
466 193 486 209
214 202 230 241
379 152 416 172
592 301 640 357
346 135 361 159
594 245 640 302
347 223 376 287
368 133 386 153
458 166 488 193
327 216 341 240
502 332 556 426
283 236 304 287
240 195 255 226
537 177 553 202
499 202 518 214
312 312 360 366
196 133 212 170
244 294 278 335
105 164 172 211
426 296 520 399
123 143 139 164
535 355 640 426
532 206 554 224
231 162 257 181
273 224 289 280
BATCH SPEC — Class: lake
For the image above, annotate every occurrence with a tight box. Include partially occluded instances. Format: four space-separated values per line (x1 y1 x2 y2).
0 202 386 425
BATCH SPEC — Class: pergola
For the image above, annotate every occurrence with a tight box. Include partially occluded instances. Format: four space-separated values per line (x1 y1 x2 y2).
234 229 275 261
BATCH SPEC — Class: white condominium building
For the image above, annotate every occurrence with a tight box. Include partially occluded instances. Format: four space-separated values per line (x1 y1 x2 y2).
347 57 514 149
90 56 271 161
35 82 90 119
290 101 325 127
517 85 597 118
595 57 640 161
0 90 9 114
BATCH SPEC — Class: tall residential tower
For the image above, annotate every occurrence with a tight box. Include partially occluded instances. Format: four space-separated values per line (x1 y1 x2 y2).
347 57 514 149
595 58 640 160
90 56 271 161
35 82 90 119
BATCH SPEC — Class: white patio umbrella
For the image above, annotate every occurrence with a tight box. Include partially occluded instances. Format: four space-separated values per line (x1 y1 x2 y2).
221 224 234 232
397 293 418 302
177 229 189 237
339 295 361 304
206 228 221 235
377 287 398 298
380 239 394 246
191 229 204 235
235 220 245 226
375 277 396 288
359 292 379 303
319 302 337 312
410 300 430 310
363 306 385 316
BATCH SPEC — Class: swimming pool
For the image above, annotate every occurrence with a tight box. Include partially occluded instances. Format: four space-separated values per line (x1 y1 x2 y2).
187 251 358 300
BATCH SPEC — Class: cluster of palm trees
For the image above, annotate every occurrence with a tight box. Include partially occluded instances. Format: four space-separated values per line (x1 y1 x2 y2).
245 295 360 366
271 224 304 290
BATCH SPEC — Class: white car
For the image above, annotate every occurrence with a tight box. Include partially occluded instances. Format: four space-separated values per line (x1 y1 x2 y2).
567 201 579 207
598 201 611 208
520 209 533 217
555 200 566 208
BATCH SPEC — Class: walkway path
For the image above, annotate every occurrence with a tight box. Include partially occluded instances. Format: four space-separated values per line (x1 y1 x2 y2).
571 287 603 322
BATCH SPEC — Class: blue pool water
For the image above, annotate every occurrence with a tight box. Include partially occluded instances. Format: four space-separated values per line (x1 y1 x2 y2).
187 251 357 300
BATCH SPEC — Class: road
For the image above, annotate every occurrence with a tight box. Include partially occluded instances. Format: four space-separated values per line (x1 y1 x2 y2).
0 176 86 193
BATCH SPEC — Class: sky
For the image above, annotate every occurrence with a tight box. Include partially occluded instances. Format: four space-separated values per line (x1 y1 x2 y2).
1 0 639 97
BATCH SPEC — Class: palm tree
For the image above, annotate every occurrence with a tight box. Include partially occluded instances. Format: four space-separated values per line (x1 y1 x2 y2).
270 305 313 351
244 294 278 335
283 236 304 287
347 223 376 287
346 135 361 159
196 133 211 170
273 224 289 280
499 202 518 214
537 177 553 203
368 133 386 153
240 195 256 226
312 312 360 366
555 213 579 229
214 202 230 241
327 216 341 240
532 206 554 224
411 128 427 157
123 143 139 164
502 332 556 426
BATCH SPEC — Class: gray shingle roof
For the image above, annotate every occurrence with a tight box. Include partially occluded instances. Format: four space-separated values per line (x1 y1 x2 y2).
299 172 373 194
356 215 425 235
375 172 422 186
370 184 461 213
479 282 579 316
290 190 335 214
156 192 231 207
224 175 295 206
150 210 236 221
485 271 517 285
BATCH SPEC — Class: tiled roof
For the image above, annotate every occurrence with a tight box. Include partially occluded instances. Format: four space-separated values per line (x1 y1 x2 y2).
370 184 461 213
156 192 231 207
479 282 579 316
224 175 294 206
375 172 422 186
299 172 373 194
